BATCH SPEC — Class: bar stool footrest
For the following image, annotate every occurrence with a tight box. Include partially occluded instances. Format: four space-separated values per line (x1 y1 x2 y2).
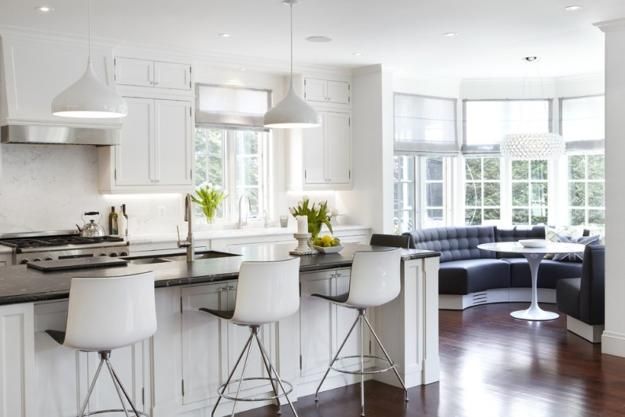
217 377 293 402
82 408 150 417
330 354 397 375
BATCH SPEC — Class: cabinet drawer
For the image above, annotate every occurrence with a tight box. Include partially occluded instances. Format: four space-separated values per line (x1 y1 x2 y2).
115 57 154 87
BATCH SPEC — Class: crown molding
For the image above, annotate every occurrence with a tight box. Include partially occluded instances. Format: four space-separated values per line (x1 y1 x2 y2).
594 18 625 33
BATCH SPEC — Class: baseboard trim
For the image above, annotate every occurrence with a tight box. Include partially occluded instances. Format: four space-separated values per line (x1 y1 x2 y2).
602 331 625 357
567 316 603 343
440 288 556 310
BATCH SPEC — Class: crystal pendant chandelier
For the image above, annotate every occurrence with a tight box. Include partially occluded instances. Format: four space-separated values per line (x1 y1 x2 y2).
501 57 564 160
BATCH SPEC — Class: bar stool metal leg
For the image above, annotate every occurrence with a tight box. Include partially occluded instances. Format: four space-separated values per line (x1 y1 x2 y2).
314 313 361 401
255 330 299 417
255 330 282 414
79 356 105 417
211 332 255 417
362 315 409 401
359 310 365 416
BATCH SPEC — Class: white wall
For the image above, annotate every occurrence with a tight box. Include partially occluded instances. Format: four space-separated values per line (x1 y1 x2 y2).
340 64 394 233
597 18 625 358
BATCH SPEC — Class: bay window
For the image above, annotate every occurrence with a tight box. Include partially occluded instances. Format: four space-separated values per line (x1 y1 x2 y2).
194 84 270 223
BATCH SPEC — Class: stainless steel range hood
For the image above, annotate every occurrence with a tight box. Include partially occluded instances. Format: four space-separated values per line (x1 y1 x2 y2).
1 124 120 146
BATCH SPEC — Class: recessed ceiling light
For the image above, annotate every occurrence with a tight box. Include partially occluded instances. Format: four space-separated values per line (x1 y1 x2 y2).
565 5 583 11
218 33 232 38
352 52 362 57
306 35 333 43
35 5 54 13
443 32 457 38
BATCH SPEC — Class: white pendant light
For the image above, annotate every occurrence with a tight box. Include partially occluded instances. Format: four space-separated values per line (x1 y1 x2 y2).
501 57 564 160
264 0 319 129
52 0 127 119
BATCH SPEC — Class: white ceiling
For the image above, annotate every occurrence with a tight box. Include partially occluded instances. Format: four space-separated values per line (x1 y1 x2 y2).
1 0 625 79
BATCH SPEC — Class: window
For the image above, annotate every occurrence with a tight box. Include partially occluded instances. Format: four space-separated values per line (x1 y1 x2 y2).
511 160 548 225
464 157 502 225
394 154 451 232
393 155 416 233
394 94 458 153
568 154 605 226
464 100 551 151
194 84 270 223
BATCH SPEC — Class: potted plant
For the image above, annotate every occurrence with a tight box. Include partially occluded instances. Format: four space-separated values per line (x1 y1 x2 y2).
289 197 333 239
192 184 227 224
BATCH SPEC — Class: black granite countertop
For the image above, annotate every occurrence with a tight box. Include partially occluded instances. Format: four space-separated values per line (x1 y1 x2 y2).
0 243 439 306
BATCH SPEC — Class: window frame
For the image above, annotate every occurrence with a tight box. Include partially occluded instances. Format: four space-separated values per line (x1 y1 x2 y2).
558 94 605 152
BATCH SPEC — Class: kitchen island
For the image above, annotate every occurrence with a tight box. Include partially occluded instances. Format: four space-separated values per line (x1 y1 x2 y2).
0 243 440 417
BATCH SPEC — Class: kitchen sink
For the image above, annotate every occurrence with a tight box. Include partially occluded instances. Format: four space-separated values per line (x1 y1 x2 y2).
126 257 172 265
163 250 240 261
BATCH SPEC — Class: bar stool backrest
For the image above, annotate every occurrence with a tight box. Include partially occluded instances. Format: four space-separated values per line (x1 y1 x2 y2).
233 257 301 325
64 272 157 351
347 249 402 308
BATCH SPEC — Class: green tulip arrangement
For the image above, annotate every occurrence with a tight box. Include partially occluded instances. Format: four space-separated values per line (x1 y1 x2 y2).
289 197 333 239
192 184 227 223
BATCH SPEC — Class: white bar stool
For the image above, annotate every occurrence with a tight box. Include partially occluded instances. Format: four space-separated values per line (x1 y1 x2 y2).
46 272 157 417
312 249 407 416
199 257 301 417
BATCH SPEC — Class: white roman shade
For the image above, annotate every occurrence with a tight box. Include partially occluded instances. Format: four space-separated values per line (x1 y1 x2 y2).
196 84 271 129
560 95 605 152
463 99 551 154
394 93 458 154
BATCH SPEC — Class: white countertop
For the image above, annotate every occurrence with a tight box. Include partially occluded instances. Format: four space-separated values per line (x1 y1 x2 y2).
128 224 370 245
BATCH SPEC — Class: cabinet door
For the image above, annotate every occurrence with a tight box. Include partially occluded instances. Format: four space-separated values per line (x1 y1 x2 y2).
115 98 154 186
304 78 327 103
115 57 154 87
324 112 351 184
181 283 227 405
302 121 327 184
299 272 334 378
326 81 350 105
154 62 192 90
154 100 192 186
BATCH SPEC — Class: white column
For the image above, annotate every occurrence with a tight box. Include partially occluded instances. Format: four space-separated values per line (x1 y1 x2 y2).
596 18 625 357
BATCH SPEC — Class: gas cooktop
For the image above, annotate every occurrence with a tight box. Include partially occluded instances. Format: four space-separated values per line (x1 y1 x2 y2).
0 234 124 250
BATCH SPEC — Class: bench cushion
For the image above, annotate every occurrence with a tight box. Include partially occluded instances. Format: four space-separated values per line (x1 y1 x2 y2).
440 259 510 295
504 258 583 289
409 226 496 262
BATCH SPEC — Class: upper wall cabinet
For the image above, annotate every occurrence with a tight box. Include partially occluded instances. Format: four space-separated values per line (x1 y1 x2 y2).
98 97 193 193
114 57 192 91
304 78 350 106
0 33 118 127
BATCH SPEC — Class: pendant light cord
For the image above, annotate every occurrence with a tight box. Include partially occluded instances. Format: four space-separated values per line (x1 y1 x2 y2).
87 0 92 64
289 2 294 87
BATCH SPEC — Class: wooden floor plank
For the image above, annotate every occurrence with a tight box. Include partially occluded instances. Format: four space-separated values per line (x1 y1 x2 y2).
239 303 625 417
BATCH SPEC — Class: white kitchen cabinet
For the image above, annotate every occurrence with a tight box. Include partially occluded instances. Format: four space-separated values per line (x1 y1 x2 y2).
0 252 11 267
302 111 351 188
0 303 34 417
115 57 192 91
99 97 193 193
304 78 350 105
33 301 149 417
299 269 371 384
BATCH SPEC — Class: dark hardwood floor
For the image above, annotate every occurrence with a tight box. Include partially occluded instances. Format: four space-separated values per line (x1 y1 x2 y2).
240 303 625 417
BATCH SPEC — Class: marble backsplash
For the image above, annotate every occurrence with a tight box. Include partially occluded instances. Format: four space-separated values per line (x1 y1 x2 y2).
0 144 345 236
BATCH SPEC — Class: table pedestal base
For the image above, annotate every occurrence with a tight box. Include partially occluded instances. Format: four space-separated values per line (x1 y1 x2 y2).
511 307 559 321
510 252 560 321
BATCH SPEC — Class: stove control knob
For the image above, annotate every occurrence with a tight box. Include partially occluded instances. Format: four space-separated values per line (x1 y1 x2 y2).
120 251 129 257
33 258 41 262
19 260 29 265
99 253 108 257
110 253 118 257
45 258 53 261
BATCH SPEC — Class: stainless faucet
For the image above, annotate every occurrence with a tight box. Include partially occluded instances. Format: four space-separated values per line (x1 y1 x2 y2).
238 194 251 229
177 193 195 262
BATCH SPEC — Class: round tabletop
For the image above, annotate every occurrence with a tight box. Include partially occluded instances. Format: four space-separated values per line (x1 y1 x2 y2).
477 241 586 254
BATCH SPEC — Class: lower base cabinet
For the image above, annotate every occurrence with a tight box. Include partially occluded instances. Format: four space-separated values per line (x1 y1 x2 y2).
33 302 149 417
